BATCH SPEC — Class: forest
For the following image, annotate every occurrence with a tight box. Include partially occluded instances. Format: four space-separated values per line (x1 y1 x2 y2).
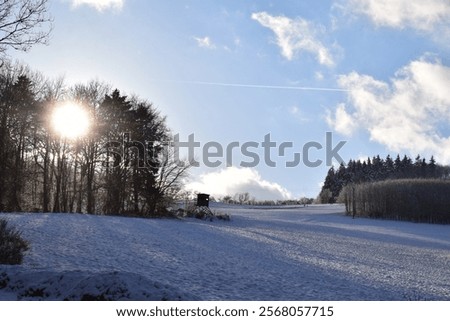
318 155 450 223
318 154 449 203
0 61 188 217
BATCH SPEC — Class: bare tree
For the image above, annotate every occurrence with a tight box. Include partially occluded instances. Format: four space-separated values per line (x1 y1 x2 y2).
0 0 52 55
0 62 192 215
155 147 191 208
237 192 250 205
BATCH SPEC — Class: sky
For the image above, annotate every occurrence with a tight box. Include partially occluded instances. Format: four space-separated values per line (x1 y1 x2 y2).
8 0 450 200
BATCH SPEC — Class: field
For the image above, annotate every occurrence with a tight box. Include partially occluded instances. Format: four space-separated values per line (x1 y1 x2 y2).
0 204 449 300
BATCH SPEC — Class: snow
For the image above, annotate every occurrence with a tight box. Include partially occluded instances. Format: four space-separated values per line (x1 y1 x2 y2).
1 204 449 300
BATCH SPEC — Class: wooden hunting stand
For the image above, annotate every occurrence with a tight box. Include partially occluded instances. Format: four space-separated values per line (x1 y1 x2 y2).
196 193 214 217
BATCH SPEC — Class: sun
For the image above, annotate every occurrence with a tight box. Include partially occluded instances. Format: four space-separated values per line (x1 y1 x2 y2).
51 102 90 139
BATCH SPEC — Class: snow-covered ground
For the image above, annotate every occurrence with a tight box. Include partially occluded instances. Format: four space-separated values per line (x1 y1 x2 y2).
0 204 449 300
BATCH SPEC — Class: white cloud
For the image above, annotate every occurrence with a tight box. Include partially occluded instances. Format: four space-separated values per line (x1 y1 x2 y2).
341 0 450 41
186 167 293 201
328 57 450 162
193 36 216 49
251 12 335 66
289 106 310 123
71 0 124 11
315 71 324 81
326 103 356 136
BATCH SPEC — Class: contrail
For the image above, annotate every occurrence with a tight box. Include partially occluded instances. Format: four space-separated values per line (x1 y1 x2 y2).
151 79 349 92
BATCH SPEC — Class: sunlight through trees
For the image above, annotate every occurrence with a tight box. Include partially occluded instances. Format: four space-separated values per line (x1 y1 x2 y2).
0 61 189 216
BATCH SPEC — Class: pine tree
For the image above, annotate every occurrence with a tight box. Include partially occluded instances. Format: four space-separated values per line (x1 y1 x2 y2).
384 155 394 178
319 153 449 203
319 166 336 203
428 156 437 178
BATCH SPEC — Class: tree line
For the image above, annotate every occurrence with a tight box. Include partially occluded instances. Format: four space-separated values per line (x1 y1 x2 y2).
217 193 314 206
339 179 450 224
318 154 450 204
0 61 188 216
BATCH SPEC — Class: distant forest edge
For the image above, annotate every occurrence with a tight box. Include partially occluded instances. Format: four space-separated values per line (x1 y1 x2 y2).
0 61 189 216
318 155 450 224
340 179 450 224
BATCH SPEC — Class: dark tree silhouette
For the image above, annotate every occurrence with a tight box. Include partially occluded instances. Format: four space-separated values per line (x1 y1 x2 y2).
319 154 450 203
0 62 189 216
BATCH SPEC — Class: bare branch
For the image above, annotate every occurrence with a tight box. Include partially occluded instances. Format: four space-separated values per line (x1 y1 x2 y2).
0 0 52 54
156 147 191 197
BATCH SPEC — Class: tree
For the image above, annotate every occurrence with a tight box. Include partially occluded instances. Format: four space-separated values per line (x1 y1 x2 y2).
428 156 437 178
152 144 191 214
33 76 66 212
318 166 335 203
0 62 190 216
236 192 250 205
320 153 450 204
97 89 183 216
0 0 52 56
71 81 110 214
221 195 233 204
99 89 133 215
384 154 394 178
0 71 40 211
393 154 402 176
5 75 38 211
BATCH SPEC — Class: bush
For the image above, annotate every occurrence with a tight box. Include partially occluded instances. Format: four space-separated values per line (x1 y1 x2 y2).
0 219 30 265
181 206 231 221
339 179 450 224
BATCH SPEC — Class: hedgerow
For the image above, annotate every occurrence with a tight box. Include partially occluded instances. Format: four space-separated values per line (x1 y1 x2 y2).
339 179 450 224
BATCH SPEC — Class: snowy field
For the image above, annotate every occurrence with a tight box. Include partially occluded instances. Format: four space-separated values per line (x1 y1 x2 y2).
0 204 449 301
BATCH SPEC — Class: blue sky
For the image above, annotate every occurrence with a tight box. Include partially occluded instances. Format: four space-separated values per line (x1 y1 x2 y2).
9 0 450 200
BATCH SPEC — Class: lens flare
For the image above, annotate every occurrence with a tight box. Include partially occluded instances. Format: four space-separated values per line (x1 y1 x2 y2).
51 102 90 139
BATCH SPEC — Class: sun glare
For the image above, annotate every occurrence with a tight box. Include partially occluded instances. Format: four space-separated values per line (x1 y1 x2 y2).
51 102 90 139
